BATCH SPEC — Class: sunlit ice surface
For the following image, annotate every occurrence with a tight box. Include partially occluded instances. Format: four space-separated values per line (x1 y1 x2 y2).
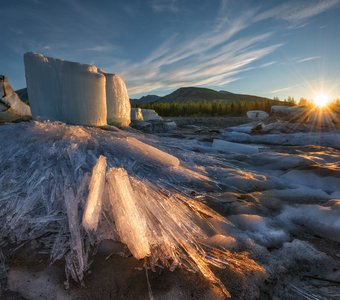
1 121 340 298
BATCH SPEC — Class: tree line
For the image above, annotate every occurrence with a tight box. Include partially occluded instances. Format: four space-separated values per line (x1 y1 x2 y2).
132 99 292 117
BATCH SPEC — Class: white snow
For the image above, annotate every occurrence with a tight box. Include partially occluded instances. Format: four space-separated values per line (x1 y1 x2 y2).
281 170 340 193
229 214 289 247
279 202 340 242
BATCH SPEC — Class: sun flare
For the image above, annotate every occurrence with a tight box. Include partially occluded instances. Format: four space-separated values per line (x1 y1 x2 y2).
313 93 330 108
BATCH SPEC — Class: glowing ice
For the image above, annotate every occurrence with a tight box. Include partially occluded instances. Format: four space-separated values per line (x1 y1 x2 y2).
104 73 131 126
82 155 107 231
106 168 151 259
125 137 180 167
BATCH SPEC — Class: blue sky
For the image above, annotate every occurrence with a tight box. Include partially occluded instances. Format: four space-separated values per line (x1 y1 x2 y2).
1 0 340 99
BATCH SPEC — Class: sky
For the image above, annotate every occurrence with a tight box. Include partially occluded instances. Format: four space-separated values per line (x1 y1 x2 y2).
1 0 340 100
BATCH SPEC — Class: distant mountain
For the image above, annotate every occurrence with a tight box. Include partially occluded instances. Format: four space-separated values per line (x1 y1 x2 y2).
155 87 273 103
19 85 272 106
130 95 160 105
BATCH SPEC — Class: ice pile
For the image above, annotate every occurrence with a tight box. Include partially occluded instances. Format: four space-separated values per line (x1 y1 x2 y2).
0 121 266 298
24 52 130 127
130 108 163 121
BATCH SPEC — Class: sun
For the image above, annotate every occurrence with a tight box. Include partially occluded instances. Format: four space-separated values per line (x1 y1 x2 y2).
313 93 330 108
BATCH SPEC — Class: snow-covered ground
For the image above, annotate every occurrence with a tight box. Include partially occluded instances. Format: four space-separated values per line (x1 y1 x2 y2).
0 120 339 299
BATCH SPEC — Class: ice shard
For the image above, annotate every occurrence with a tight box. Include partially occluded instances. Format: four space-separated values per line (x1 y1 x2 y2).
0 75 31 122
104 73 131 127
82 155 107 231
24 52 107 126
125 137 180 168
131 108 144 121
106 168 151 259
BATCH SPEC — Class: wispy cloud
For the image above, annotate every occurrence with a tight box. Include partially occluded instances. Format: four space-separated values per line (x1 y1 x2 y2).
109 0 338 97
111 4 281 96
148 0 178 13
81 45 119 53
269 83 301 94
297 56 321 63
269 86 294 94
259 61 277 68
255 0 340 23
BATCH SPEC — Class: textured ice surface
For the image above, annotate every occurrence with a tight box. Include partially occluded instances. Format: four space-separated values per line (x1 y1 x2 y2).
212 139 259 155
223 130 340 148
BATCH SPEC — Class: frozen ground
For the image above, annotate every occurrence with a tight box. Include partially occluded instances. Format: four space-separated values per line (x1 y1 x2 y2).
0 118 339 299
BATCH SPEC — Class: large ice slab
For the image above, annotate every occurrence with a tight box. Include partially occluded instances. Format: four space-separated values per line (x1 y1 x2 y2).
24 52 132 127
0 75 31 122
24 52 107 126
104 73 131 127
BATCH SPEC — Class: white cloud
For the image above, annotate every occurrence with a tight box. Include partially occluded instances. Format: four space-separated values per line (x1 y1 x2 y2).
255 0 340 23
111 1 338 97
259 61 277 68
268 84 301 94
297 56 321 63
148 0 178 13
